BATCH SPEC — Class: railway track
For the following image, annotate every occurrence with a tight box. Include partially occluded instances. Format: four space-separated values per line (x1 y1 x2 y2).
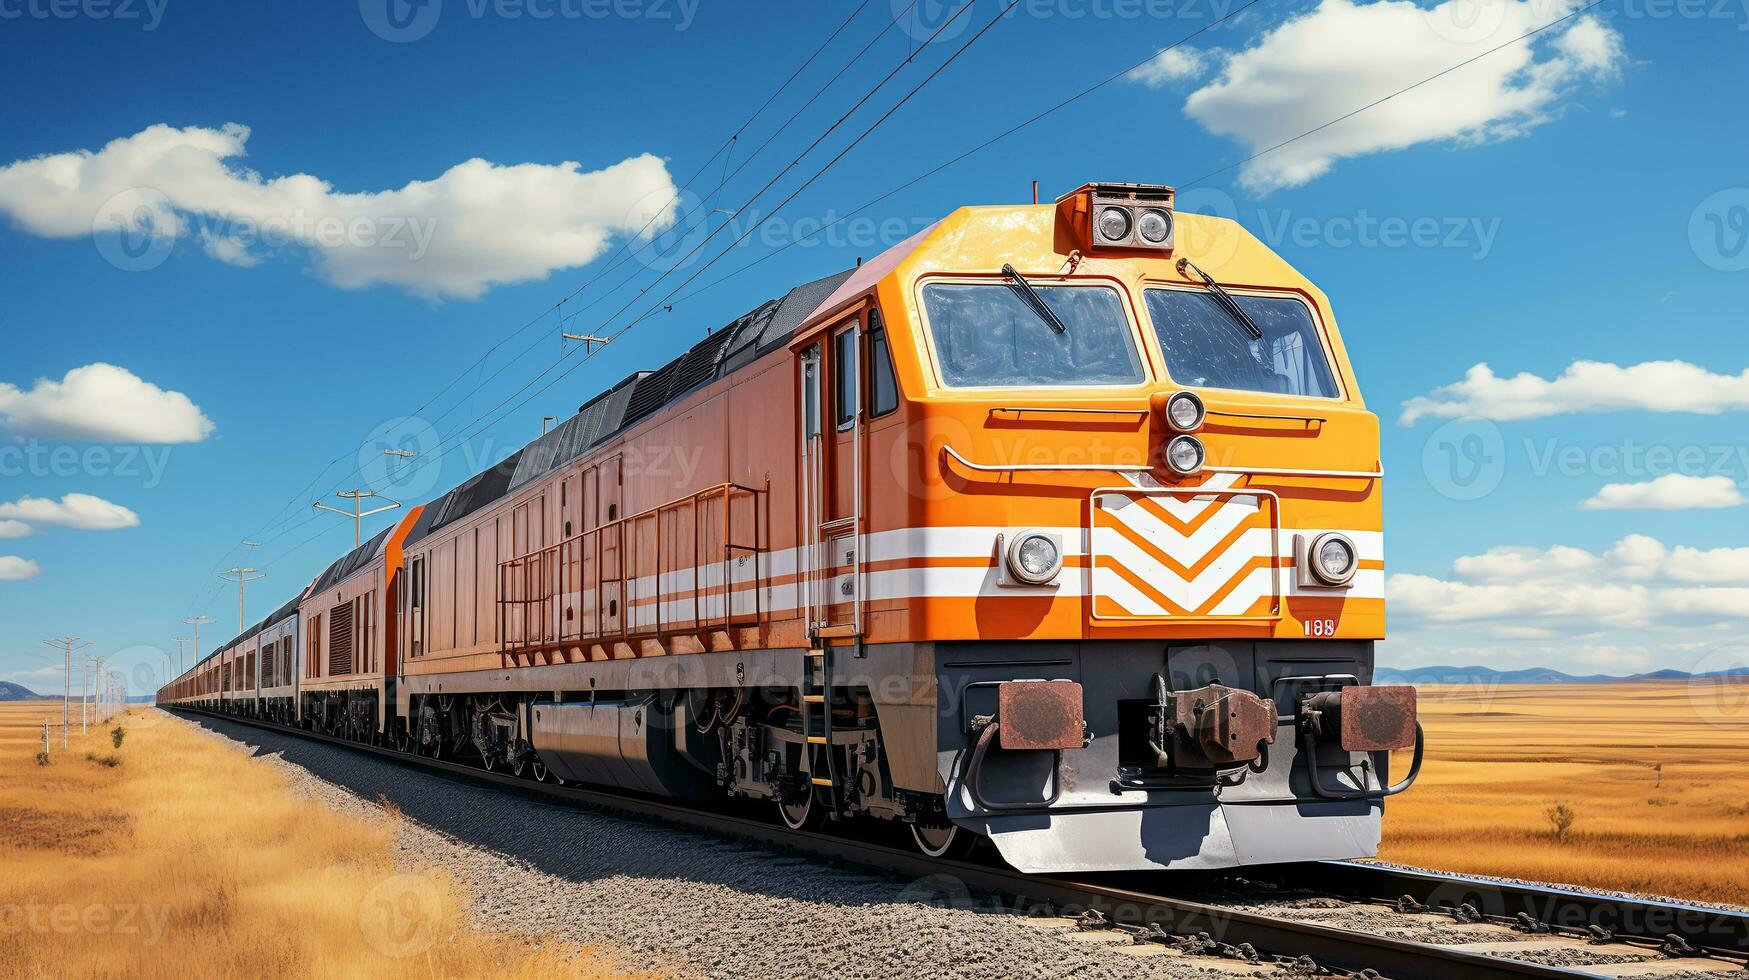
167 706 1748 980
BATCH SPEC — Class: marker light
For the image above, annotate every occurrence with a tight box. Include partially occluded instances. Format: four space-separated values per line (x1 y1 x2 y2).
1006 531 1064 585
1137 208 1173 244
1308 532 1358 587
1164 434 1206 476
1095 206 1132 244
1165 391 1205 432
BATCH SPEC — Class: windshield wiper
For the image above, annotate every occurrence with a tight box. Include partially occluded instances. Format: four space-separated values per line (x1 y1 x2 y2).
1002 263 1067 335
1177 257 1264 341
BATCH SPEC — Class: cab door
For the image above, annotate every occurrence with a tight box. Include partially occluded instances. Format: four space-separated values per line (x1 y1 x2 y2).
797 310 865 637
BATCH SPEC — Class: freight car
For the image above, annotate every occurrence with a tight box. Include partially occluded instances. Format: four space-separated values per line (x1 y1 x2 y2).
161 182 1422 872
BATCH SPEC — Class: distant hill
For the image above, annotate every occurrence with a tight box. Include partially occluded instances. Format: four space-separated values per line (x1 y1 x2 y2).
0 681 51 701
1377 664 1749 685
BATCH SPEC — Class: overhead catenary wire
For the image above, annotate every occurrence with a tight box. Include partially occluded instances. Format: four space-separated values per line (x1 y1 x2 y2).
189 0 1600 621
188 0 980 595
203 0 881 561
181 0 904 614
328 0 1018 493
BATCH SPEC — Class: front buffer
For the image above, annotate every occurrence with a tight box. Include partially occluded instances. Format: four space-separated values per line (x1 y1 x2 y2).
933 640 1422 873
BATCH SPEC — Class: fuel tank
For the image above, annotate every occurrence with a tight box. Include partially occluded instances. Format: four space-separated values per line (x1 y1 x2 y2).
529 697 715 798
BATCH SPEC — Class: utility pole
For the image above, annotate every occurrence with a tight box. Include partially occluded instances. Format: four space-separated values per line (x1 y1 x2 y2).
312 489 401 548
43 636 88 748
382 448 417 486
171 635 191 673
182 615 216 665
83 654 106 734
562 332 609 353
219 567 265 633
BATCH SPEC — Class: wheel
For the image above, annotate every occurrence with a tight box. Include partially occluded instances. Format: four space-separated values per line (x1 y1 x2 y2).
778 785 824 831
531 757 551 783
910 819 974 860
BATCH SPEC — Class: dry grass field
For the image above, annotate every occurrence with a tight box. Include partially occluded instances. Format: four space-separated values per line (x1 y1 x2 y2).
0 701 647 979
1379 681 1749 906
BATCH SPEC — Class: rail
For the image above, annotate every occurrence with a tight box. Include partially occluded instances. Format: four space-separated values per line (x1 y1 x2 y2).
167 703 1736 979
496 482 764 656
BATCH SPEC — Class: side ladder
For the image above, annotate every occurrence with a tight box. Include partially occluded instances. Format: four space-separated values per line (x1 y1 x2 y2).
799 641 840 814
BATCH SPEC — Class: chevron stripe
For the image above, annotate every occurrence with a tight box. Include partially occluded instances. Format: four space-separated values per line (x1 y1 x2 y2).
1090 487 1282 619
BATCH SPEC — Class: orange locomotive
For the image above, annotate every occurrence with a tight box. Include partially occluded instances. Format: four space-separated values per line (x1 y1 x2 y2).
160 182 1421 872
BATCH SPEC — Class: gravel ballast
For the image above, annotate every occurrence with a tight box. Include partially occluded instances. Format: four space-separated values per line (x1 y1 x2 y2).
177 713 1251 980
175 712 1744 980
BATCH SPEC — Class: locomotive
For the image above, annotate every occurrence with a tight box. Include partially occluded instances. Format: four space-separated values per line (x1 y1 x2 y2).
161 182 1421 872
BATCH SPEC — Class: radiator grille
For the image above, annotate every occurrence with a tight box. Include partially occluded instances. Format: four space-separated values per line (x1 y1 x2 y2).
329 602 355 676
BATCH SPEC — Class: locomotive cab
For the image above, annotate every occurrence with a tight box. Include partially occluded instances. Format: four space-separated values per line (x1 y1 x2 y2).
786 181 1420 870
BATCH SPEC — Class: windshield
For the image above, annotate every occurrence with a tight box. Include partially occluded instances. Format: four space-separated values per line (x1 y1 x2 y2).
1143 289 1338 397
921 282 1144 388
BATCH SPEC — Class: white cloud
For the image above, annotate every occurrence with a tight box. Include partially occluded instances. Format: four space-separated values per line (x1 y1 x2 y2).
1447 535 1749 585
0 123 680 300
0 493 139 531
1581 474 1746 511
1390 534 1749 639
199 227 262 268
0 521 29 539
1171 0 1626 192
1400 360 1749 424
0 556 41 580
1130 46 1211 86
0 363 214 443
4 666 61 684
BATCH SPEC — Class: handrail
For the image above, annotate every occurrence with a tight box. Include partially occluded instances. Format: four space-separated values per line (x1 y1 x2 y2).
497 482 764 655
942 444 1382 480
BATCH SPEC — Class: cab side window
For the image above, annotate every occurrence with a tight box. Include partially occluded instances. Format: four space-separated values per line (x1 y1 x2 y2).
867 309 898 417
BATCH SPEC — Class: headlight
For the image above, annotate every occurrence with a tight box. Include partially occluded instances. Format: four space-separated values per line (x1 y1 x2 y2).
1164 390 1204 432
1164 434 1205 476
1095 206 1132 244
1308 532 1358 586
1005 531 1063 585
1137 208 1172 244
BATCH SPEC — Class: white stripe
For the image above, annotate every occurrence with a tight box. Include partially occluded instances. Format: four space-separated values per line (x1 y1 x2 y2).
500 524 1382 631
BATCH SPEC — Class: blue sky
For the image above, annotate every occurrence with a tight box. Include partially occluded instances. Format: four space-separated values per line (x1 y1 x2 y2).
1 0 1746 695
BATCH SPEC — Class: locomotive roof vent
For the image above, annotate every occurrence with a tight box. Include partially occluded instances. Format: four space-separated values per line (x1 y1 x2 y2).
1055 181 1175 253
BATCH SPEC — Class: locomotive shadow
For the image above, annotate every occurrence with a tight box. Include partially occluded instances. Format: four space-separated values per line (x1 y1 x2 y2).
183 713 1045 917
